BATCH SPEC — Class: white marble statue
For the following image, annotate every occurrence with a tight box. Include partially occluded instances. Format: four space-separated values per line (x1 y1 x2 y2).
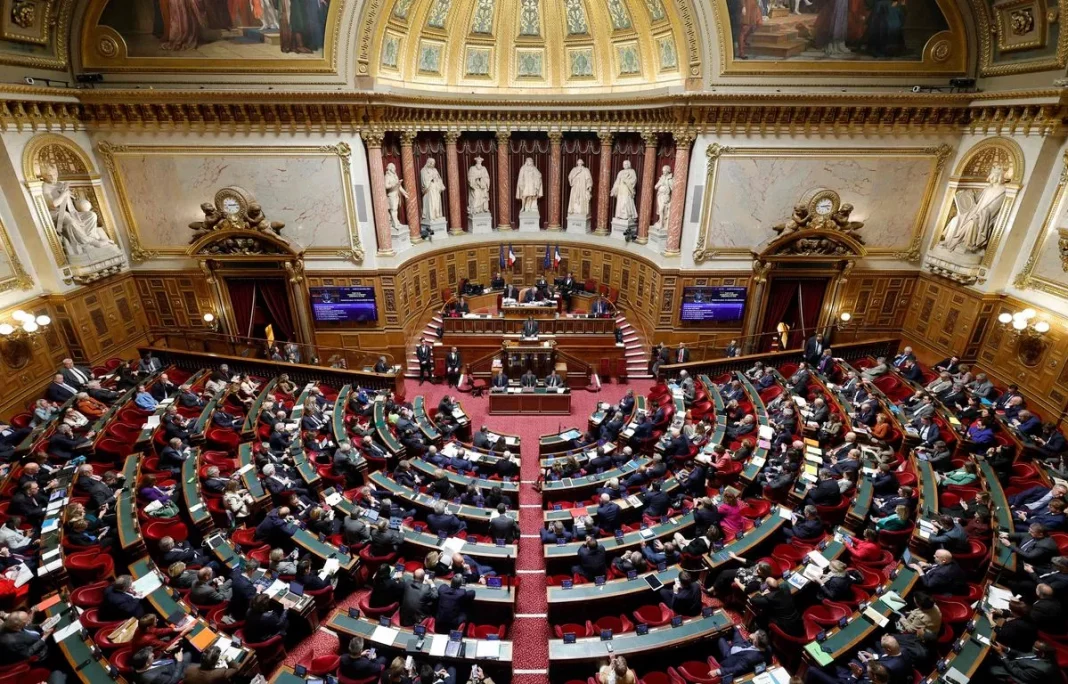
383 162 408 231
420 158 446 222
567 159 593 217
652 165 673 230
468 156 491 215
516 157 543 214
40 164 119 258
610 160 638 221
941 165 1008 254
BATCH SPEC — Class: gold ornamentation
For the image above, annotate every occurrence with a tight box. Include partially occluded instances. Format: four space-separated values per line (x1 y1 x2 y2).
97 35 118 58
1057 228 1068 271
969 0 1067 76
751 259 770 284
11 0 35 29
931 39 951 62
1011 8 1036 35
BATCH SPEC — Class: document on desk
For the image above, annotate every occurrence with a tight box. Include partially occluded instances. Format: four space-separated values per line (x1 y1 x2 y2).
441 537 466 555
758 425 775 440
881 590 907 612
429 634 448 657
862 606 889 628
802 564 825 582
321 558 341 576
943 668 969 684
787 572 810 591
753 667 792 684
476 640 501 659
132 572 163 597
986 585 1013 611
805 551 830 568
803 641 834 666
53 619 83 643
371 625 399 645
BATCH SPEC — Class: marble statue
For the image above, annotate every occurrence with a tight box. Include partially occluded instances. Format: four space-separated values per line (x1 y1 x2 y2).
652 165 673 230
383 162 408 231
516 157 543 214
40 164 120 258
610 160 638 221
420 158 446 222
941 165 1008 254
567 159 593 217
468 156 491 215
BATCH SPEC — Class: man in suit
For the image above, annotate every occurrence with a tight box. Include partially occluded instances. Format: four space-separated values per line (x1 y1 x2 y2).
415 341 434 384
373 356 391 373
491 370 509 390
521 287 537 303
301 409 328 433
74 464 118 513
445 347 462 387
45 373 78 403
995 384 1024 410
522 316 539 338
455 296 470 314
435 576 474 633
678 370 696 405
139 352 163 375
520 369 538 388
491 272 505 289
488 504 518 543
86 380 121 404
984 640 1059 684
632 414 653 441
804 469 842 508
129 646 185 684
675 343 690 364
502 283 520 301
967 373 994 399
788 362 811 395
545 370 563 388
560 272 577 309
254 505 296 547
227 560 260 619
427 501 466 536
804 333 825 365
177 384 205 409
900 359 924 382
212 409 240 430
190 567 232 605
750 577 805 636
929 514 970 553
399 569 438 626
892 346 916 368
268 423 292 454
815 349 836 375
0 611 53 666
150 373 178 401
573 537 608 580
59 358 93 389
161 407 192 442
914 415 940 448
642 480 672 518
709 629 770 680
662 428 692 460
100 575 146 621
1002 524 1059 575
908 549 967 596
594 493 622 534
1013 410 1043 437
659 570 702 616
159 437 190 475
934 356 960 374
784 505 824 541
861 356 889 381
724 340 740 358
10 481 47 524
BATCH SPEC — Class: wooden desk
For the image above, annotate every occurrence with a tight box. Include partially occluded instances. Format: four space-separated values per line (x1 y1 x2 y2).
548 610 732 662
540 428 585 455
541 458 649 501
368 471 518 530
488 388 572 415
408 457 519 495
181 448 213 534
327 612 513 666
116 454 146 558
46 601 128 684
243 376 278 439
978 459 1017 573
544 512 695 568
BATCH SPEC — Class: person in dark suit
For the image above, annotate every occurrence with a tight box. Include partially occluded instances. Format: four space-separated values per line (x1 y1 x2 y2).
783 505 824 541
190 567 232 605
158 438 190 475
908 549 967 596
803 470 843 508
724 340 740 358
399 569 438 626
100 576 147 621
520 369 538 388
521 287 537 303
10 481 47 525
659 570 702 616
427 501 466 536
434 575 474 633
984 640 1059 684
545 370 563 388
804 333 825 365
254 506 296 547
340 636 387 681
445 347 462 387
212 409 240 430
491 371 509 390
503 283 520 301
0 611 52 666
934 356 960 374
415 342 434 384
642 481 672 518
58 358 93 390
176 384 204 409
244 593 288 643
674 343 690 364
750 577 805 636
594 493 622 534
709 629 769 680
573 537 607 580
150 373 178 401
454 297 470 314
540 521 573 544
632 414 653 441
45 374 78 403
46 424 93 462
522 316 539 338
1002 524 1059 575
129 646 185 684
488 504 517 543
227 561 259 619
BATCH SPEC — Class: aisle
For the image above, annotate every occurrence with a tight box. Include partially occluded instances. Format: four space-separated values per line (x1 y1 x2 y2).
409 378 654 684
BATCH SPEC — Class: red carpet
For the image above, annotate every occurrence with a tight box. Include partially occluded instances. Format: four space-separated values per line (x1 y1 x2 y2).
286 378 654 682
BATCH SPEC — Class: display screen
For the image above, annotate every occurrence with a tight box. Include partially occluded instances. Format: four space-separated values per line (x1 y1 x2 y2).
679 286 746 322
310 287 378 322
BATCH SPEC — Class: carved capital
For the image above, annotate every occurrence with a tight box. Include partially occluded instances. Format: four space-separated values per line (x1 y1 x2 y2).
597 130 614 147
929 143 953 171
399 131 417 146
641 131 660 148
548 131 564 144
706 142 734 160
360 130 384 148
444 131 461 144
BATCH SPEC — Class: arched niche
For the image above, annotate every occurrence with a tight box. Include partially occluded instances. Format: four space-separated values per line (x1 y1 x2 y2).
21 133 127 285
924 137 1025 285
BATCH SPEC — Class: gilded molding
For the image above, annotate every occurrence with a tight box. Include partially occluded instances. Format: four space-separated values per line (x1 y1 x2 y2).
0 0 73 70
0 215 33 294
1014 149 1068 297
967 0 1068 77
693 144 949 265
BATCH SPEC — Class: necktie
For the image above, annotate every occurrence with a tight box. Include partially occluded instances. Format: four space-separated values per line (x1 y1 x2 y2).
72 368 87 384
678 351 683 362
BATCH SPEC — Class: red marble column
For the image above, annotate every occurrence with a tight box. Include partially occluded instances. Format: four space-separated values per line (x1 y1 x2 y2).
496 130 512 230
637 132 658 245
364 131 394 256
665 131 694 256
595 131 613 235
547 131 563 231
399 131 421 242
445 131 463 234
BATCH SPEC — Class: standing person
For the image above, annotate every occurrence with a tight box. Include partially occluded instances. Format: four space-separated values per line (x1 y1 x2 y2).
416 341 434 385
445 347 462 387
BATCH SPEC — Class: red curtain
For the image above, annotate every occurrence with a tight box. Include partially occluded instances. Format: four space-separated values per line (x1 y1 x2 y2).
760 278 829 350
796 279 828 345
258 278 295 341
760 279 797 351
226 279 257 338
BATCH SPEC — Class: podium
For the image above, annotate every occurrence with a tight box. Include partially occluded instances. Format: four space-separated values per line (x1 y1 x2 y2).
502 338 556 378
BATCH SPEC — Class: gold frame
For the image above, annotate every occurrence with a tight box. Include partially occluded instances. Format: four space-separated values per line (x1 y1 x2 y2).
1014 150 1068 298
969 0 1068 76
693 143 953 263
95 141 364 264
928 136 1025 272
0 215 33 294
993 0 1048 53
712 0 968 76
79 0 343 73
20 132 123 271
0 0 72 69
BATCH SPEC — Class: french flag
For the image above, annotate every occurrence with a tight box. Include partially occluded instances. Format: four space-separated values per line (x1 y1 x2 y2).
506 244 516 268
552 244 561 270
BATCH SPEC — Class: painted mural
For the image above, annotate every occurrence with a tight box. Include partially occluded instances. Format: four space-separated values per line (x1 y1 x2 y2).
724 0 948 61
98 0 331 58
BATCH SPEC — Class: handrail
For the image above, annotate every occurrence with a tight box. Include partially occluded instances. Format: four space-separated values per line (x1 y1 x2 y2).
659 336 900 379
555 348 592 378
144 328 395 371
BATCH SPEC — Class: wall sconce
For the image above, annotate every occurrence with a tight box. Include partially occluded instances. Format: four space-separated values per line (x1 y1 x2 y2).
0 310 51 338
203 313 219 332
836 312 852 330
997 308 1050 338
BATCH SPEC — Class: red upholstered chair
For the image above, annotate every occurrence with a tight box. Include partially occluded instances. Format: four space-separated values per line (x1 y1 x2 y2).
770 543 806 564
467 623 506 639
298 654 341 676
675 658 719 684
855 549 895 571
339 676 379 684
66 550 114 583
593 615 634 634
954 539 989 574
639 672 676 684
553 621 593 638
357 595 397 618
816 498 850 526
143 519 189 546
206 427 241 452
804 602 852 628
231 527 260 550
236 630 286 676
739 498 771 519
8 413 31 429
632 603 674 627
207 604 244 634
877 526 915 552
769 622 820 670
358 545 399 575
933 599 971 625
93 628 127 651
109 648 135 676
305 584 336 618
70 580 109 608
80 608 124 631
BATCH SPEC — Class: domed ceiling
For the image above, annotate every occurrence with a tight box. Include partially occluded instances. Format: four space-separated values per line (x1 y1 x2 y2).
366 0 699 92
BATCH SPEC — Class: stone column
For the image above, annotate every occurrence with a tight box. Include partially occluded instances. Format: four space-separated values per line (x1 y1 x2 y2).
496 130 512 230
363 130 394 257
547 131 563 231
595 131 613 235
445 131 463 235
399 131 421 243
664 131 694 256
637 132 658 245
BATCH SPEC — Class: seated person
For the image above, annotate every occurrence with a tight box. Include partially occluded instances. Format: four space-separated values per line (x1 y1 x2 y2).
520 369 538 388
907 549 968 596
521 316 539 338
709 628 770 680
100 575 146 621
937 461 979 488
244 593 288 643
874 504 912 531
540 521 573 544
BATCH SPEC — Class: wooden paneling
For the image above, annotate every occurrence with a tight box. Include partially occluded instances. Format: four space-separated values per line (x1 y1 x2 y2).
836 272 917 335
902 275 989 359
134 272 216 332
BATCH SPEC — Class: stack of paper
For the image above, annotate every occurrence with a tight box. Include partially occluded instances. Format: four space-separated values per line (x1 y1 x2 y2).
805 551 830 569
371 625 399 645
